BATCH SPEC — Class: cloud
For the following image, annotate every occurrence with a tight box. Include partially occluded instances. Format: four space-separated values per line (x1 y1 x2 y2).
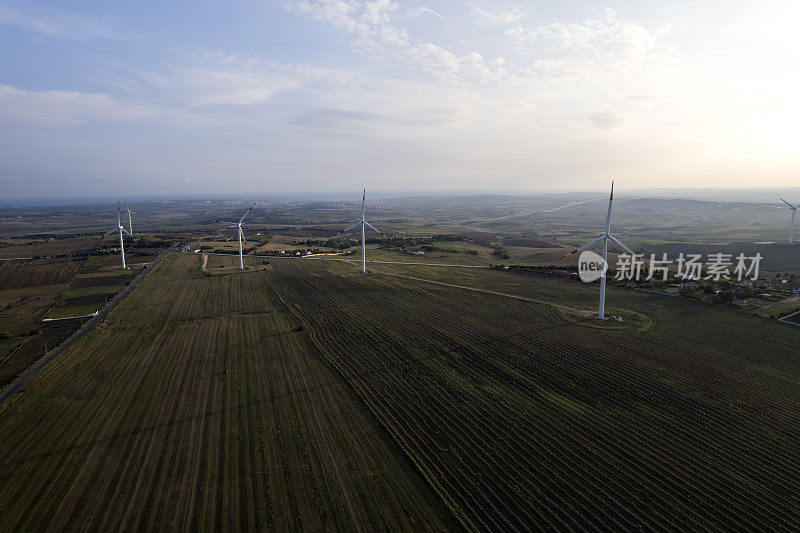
506 9 671 58
0 4 121 40
289 108 385 128
407 6 444 21
0 84 150 128
589 110 624 130
471 4 524 25
283 3 677 91
502 9 678 87
170 62 291 107
109 51 365 112
286 107 399 139
284 0 501 81
363 0 397 25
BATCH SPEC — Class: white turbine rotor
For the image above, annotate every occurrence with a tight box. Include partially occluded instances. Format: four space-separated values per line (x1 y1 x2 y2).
560 182 634 319
335 189 386 273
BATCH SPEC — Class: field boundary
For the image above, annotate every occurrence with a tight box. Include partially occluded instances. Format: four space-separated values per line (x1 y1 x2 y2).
377 271 577 310
778 309 800 327
0 249 170 407
41 313 97 322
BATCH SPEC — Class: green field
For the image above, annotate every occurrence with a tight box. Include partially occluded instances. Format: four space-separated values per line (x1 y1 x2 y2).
1 253 800 530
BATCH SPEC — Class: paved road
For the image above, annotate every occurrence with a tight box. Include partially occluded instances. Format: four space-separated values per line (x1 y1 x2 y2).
0 250 169 406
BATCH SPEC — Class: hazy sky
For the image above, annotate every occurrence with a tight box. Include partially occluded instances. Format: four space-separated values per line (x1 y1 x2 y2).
1 1 798 198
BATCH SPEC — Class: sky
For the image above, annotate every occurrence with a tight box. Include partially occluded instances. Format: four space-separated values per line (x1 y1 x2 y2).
0 1 798 199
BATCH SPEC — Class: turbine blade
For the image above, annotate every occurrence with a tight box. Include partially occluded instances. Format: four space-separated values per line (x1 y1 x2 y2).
608 234 635 255
239 201 257 224
364 221 384 236
560 235 606 259
122 228 134 237
117 202 121 226
362 189 366 220
779 197 797 209
103 228 116 236
339 221 361 234
604 181 614 233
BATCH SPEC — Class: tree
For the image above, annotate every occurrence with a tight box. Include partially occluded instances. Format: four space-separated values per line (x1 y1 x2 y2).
713 289 736 305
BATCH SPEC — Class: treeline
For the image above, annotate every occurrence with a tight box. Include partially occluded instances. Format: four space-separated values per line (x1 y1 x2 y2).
294 233 474 252
378 234 467 249
130 236 174 248
492 246 511 259
490 264 578 276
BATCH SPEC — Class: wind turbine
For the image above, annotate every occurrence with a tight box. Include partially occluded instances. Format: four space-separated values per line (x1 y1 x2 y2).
338 189 384 274
560 182 635 319
779 198 798 244
103 202 134 270
216 202 256 269
123 198 135 235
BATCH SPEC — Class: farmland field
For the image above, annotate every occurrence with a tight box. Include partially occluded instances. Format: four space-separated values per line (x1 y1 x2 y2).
0 254 456 531
0 260 85 390
1 253 800 530
0 237 98 259
0 258 82 290
43 260 145 320
269 258 800 530
0 280 80 389
0 235 161 392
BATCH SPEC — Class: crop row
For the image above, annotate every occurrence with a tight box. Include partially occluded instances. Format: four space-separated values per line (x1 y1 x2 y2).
0 259 82 290
0 254 455 530
267 259 800 531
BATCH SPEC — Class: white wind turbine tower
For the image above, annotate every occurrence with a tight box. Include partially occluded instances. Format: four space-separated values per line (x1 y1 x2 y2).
102 202 134 270
123 198 135 235
779 198 798 244
560 182 635 319
338 189 384 274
